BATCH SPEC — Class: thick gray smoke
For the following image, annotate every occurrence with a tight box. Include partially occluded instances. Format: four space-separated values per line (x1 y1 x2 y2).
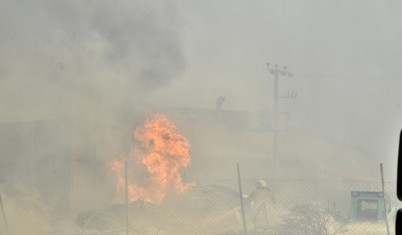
0 0 184 123
0 2 186 233
1 1 402 234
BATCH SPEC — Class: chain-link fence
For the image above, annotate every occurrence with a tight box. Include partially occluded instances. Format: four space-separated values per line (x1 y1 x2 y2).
75 178 397 235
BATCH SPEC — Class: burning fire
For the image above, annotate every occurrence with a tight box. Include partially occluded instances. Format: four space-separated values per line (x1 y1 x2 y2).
111 113 193 204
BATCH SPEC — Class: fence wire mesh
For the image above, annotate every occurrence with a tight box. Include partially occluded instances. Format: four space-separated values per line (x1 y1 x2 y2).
76 178 397 235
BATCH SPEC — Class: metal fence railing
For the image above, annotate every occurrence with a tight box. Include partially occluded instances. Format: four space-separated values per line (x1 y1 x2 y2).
71 178 397 235
1 178 395 234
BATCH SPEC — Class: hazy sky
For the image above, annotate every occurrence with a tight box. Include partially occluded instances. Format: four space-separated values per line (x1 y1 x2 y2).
1 0 402 177
147 0 402 175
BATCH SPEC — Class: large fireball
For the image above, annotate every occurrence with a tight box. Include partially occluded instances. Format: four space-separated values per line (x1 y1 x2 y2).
111 113 193 204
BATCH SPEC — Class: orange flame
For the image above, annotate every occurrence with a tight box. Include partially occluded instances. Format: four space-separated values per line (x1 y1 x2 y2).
111 113 193 204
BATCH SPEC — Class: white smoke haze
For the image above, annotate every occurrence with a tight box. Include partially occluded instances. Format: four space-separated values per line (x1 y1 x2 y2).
0 0 184 124
1 0 402 234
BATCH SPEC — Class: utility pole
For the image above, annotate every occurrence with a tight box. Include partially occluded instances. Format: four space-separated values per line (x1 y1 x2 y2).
266 63 295 180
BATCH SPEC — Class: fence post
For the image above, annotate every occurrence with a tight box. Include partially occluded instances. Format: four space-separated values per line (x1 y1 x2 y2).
380 163 390 235
0 192 8 234
237 162 248 235
125 161 129 235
